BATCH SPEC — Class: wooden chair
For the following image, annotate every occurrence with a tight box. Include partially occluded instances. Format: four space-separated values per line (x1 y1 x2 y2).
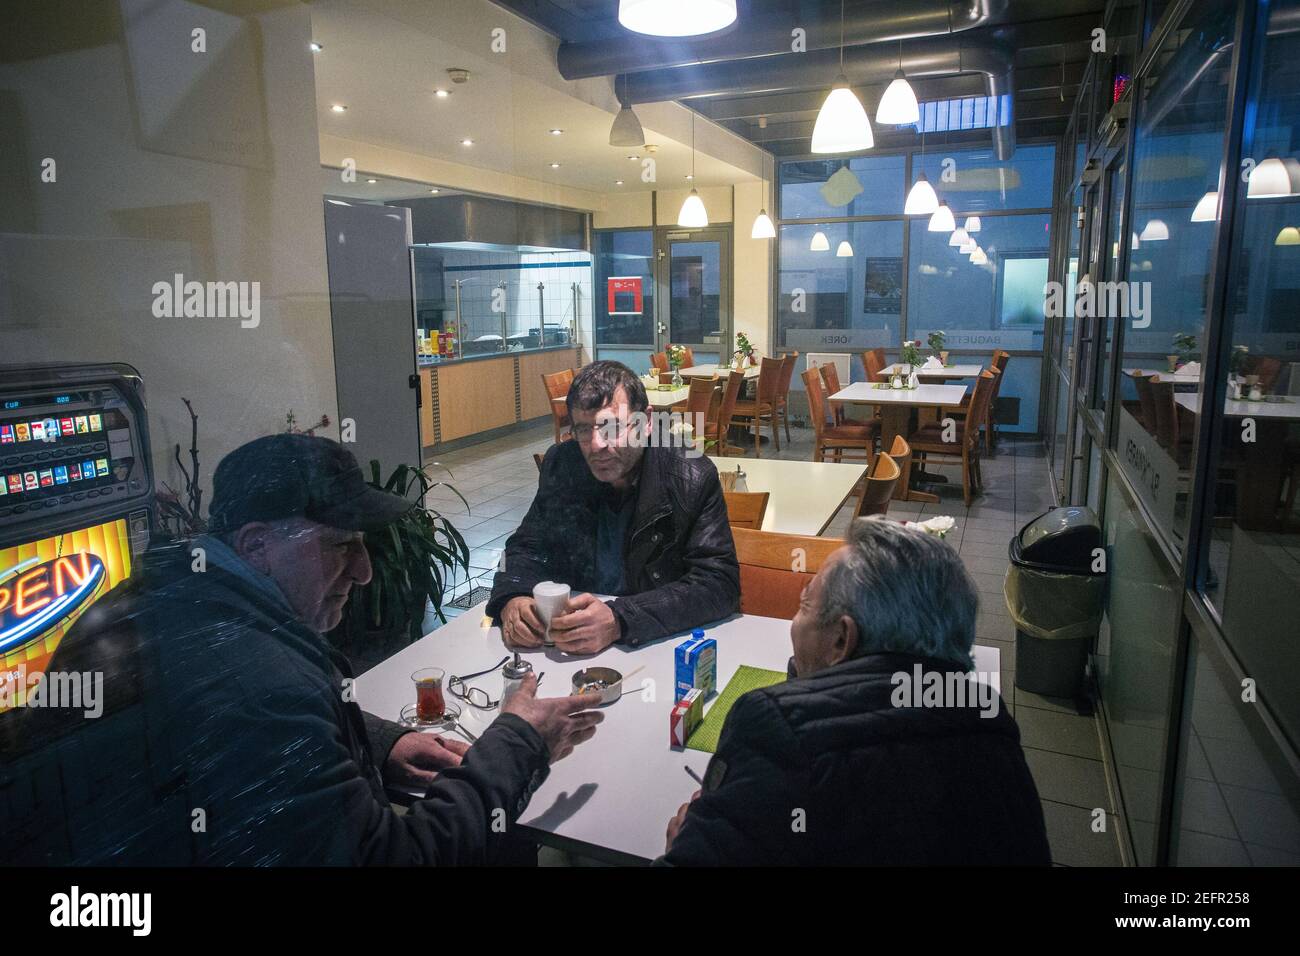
773 351 798 442
651 351 669 373
984 350 1010 453
861 348 888 383
705 369 745 455
678 346 695 369
723 490 770 530
1151 380 1194 467
819 361 868 427
853 450 900 518
907 369 996 506
1133 372 1160 435
1246 355 1283 394
801 366 876 463
542 368 575 444
732 527 845 620
659 371 678 385
732 356 784 457
671 374 715 421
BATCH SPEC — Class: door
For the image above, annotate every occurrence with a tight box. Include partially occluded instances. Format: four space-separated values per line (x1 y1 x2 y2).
655 226 731 366
324 201 423 476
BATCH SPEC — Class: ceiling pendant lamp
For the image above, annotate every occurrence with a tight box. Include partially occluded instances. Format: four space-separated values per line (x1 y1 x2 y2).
949 227 970 247
905 173 939 215
1131 231 1141 250
1275 226 1300 246
836 240 854 257
963 215 982 233
959 236 977 254
810 230 830 251
1139 219 1169 241
876 41 919 125
811 1 873 154
751 151 776 239
970 247 988 266
678 113 709 227
928 201 956 232
1246 156 1300 198
617 0 736 37
1190 190 1218 222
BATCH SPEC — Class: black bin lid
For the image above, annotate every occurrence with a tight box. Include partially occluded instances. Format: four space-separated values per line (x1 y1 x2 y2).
1011 506 1101 572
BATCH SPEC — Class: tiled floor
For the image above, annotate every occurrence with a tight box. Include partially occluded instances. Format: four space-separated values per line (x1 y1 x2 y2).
417 417 1126 866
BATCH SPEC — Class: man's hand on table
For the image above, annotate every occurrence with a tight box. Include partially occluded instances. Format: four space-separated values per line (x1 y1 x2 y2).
665 790 701 852
549 592 620 655
501 673 604 762
385 733 472 789
501 595 547 648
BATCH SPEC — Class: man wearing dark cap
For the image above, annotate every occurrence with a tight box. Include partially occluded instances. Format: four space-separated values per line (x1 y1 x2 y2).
10 434 602 866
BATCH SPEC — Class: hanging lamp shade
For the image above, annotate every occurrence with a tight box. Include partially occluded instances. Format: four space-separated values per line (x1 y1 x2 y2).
959 237 977 254
836 240 853 257
904 173 939 215
1139 219 1169 241
928 202 956 232
963 215 982 233
609 104 645 147
876 71 920 125
1275 226 1300 246
949 227 970 247
618 0 736 36
1190 191 1219 222
751 210 776 239
1246 156 1300 198
811 76 874 153
810 230 830 251
970 247 988 265
678 188 708 227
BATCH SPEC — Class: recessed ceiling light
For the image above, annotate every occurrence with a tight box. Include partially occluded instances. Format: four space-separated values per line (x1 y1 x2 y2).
309 41 323 53
549 128 564 136
549 163 561 168
430 188 440 194
367 178 377 184
615 180 624 185
685 174 694 180
627 154 639 161
330 104 347 113
461 138 473 146
435 89 450 98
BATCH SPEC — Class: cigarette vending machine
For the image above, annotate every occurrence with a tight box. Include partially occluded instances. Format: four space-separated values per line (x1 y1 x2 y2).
0 363 153 715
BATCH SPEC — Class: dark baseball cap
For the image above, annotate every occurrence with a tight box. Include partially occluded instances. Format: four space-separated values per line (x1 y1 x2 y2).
207 434 412 534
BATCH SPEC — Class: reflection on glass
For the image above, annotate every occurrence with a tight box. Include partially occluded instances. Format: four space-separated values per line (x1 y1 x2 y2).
1199 0 1300 749
667 240 722 347
594 230 655 345
1114 0 1236 550
914 144 1057 212
778 154 905 220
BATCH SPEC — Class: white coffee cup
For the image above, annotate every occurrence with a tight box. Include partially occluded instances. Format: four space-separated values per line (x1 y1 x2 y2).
532 581 571 646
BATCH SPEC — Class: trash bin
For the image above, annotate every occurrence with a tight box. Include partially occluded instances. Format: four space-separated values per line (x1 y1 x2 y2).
1003 507 1105 698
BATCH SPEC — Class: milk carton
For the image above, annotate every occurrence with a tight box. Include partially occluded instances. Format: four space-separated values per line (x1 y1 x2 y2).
669 688 705 748
675 629 716 702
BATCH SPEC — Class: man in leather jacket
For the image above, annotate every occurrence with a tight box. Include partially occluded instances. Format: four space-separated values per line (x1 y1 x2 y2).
487 360 740 652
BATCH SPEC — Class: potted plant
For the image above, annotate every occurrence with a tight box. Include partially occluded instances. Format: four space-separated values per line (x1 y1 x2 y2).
1171 332 1197 371
927 330 947 364
331 461 469 669
900 340 923 388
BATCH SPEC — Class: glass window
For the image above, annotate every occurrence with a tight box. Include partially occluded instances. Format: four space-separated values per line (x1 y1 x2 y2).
1113 0 1237 551
907 212 1050 351
914 144 1056 213
1198 0 1300 748
777 154 905 220
776 221 903 353
593 229 654 346
1097 160 1127 413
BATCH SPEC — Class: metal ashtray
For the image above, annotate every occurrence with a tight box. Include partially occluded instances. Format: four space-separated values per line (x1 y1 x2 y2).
572 667 623 705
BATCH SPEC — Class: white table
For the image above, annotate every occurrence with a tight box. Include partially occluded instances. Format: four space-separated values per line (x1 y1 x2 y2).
881 363 984 380
1125 367 1200 385
679 363 759 380
356 604 1001 864
711 456 866 536
1174 393 1300 418
644 384 691 409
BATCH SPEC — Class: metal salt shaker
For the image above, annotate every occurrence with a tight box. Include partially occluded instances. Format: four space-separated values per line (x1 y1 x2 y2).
502 652 533 708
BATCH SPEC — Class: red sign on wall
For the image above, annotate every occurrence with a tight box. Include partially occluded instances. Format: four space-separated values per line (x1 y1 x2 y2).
607 276 644 315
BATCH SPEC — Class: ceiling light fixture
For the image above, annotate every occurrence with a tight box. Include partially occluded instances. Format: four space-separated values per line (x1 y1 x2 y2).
617 0 736 37
1190 190 1218 222
678 112 708 227
429 188 440 194
367 178 377 184
549 163 561 168
330 104 347 113
971 247 988 265
615 180 624 186
904 124 938 215
876 40 919 125
928 201 956 232
435 89 450 98
963 216 981 233
610 74 646 147
1275 226 1300 246
549 128 564 135
461 138 473 146
836 240 854 257
810 230 830 251
811 1 873 153
309 42 323 53
959 237 976 254
1246 156 1300 198
949 227 970 247
751 150 776 239
1139 219 1169 241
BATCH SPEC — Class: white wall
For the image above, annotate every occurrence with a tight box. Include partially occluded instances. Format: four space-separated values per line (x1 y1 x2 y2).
0 0 337 511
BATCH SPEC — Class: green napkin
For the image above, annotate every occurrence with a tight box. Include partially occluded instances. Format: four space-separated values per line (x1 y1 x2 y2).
686 665 787 754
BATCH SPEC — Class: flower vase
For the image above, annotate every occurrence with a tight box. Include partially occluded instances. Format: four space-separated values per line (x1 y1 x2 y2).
672 369 683 387
907 367 920 389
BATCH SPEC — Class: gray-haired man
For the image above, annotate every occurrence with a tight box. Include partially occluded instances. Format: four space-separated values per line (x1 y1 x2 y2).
659 516 1051 866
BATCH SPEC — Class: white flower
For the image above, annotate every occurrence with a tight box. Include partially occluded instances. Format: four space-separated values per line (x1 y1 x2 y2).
915 516 956 538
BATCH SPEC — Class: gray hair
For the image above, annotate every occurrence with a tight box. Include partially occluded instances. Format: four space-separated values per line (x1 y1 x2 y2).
816 516 978 670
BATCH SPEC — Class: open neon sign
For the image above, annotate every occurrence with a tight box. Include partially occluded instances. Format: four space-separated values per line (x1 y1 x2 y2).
0 552 105 655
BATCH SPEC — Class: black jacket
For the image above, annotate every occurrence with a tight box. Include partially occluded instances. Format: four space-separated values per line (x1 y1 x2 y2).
3 544 550 866
659 652 1051 866
486 441 740 647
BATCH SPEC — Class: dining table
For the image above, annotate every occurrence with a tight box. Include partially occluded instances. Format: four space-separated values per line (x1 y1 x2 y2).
828 381 970 503
678 363 760 380
709 455 867 535
357 600 1002 864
